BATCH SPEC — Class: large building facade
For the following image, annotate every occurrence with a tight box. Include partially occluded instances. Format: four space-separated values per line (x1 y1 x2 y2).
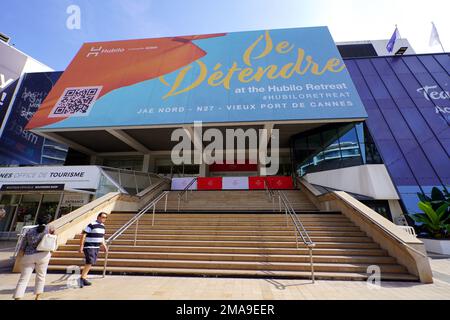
0 27 448 237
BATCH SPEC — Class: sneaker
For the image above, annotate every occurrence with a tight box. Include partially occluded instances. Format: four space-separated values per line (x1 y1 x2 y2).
80 278 92 287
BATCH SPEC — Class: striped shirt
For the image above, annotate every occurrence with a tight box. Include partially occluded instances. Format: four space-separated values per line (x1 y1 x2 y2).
82 220 106 249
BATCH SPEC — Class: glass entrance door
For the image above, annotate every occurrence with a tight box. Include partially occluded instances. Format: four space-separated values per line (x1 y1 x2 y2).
11 194 41 232
36 194 61 223
0 195 20 233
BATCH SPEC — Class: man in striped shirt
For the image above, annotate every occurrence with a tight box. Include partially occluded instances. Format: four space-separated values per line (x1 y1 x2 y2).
78 212 108 287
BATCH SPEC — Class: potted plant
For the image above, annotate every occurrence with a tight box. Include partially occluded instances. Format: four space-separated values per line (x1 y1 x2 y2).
409 186 450 255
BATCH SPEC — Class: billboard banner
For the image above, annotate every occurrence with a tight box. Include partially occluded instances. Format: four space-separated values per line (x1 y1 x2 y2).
26 27 367 130
0 72 63 165
0 166 101 190
171 176 294 190
0 42 27 128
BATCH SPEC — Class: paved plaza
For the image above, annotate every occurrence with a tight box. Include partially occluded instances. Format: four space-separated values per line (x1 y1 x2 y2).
1 243 449 300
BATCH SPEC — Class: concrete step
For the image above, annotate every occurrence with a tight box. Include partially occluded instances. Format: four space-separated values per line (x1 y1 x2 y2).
58 244 388 256
74 233 373 243
101 229 367 237
61 208 415 281
52 250 397 264
49 257 408 273
47 265 418 281
105 225 362 232
108 213 346 218
107 216 349 222
153 190 319 211
109 212 342 217
66 238 381 249
105 221 357 228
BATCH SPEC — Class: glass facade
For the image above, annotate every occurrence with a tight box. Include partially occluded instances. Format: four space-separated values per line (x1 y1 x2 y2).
345 53 450 214
291 122 382 177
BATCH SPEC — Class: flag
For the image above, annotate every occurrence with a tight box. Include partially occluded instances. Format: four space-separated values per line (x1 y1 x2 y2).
386 26 399 53
248 177 266 190
266 176 294 190
429 22 442 48
197 177 223 190
222 177 249 190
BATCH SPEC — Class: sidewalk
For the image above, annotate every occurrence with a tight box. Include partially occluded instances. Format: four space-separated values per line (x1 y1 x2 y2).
0 241 16 273
1 255 449 300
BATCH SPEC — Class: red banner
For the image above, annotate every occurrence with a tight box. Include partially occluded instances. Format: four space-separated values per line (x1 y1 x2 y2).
248 177 267 190
197 177 223 190
266 176 294 190
173 176 293 190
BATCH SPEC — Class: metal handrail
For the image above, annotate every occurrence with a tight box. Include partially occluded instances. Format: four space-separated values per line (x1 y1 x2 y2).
277 190 315 283
278 192 314 246
102 190 170 277
264 179 276 212
177 177 198 211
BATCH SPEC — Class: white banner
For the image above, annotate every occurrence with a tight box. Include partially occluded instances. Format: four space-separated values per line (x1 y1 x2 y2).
222 177 249 190
0 166 101 190
171 177 198 190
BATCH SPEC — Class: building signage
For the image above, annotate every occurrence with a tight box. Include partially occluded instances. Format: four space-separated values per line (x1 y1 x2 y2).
26 27 367 130
416 85 450 116
0 41 28 131
0 166 101 190
61 193 91 207
0 184 64 191
0 72 63 165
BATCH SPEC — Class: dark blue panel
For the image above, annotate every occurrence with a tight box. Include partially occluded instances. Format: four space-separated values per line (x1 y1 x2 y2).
363 74 393 100
355 59 378 76
346 54 449 214
364 108 394 140
385 56 411 73
395 138 440 186
418 55 448 73
349 76 375 100
344 59 360 75
433 54 450 74
402 56 429 74
373 139 416 185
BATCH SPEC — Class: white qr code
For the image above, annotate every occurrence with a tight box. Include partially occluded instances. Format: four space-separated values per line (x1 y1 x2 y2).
49 86 103 118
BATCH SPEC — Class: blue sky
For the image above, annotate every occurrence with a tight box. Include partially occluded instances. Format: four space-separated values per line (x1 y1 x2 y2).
1 0 449 70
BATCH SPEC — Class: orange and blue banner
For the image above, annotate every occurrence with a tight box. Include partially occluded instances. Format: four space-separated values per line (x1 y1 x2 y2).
27 27 367 130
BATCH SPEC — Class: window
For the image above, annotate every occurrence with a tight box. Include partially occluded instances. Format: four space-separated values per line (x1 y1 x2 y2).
291 122 382 177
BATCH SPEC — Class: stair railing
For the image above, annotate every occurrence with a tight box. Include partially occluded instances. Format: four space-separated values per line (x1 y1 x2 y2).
278 190 316 283
102 190 170 277
264 179 277 212
177 177 198 212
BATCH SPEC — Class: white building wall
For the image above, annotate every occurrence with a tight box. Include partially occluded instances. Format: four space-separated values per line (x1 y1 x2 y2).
304 164 400 200
22 56 53 73
337 38 415 56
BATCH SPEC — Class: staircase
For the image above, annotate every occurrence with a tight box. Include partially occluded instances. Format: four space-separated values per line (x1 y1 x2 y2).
48 190 418 281
157 190 318 212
